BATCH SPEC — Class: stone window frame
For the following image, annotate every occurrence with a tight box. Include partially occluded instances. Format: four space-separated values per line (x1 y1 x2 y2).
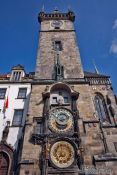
17 88 27 99
52 97 57 104
33 117 43 135
54 40 63 51
50 90 71 106
64 96 69 103
12 109 24 126
12 71 22 81
94 92 110 123
52 38 63 52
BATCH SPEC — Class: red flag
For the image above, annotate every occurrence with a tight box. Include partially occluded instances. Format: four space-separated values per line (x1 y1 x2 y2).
2 97 8 114
5 96 8 108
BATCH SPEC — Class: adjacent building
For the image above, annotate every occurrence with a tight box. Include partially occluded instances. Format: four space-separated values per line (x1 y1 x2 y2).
0 65 32 175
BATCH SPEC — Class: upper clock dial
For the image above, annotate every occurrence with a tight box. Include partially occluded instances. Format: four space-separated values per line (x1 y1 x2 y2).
51 20 63 28
49 108 73 133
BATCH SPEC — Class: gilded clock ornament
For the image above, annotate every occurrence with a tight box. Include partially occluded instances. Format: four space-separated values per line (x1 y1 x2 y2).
50 141 75 168
49 108 73 133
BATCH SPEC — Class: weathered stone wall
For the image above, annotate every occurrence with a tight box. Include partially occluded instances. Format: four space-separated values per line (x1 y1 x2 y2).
19 82 117 175
27 85 46 121
77 83 117 175
19 11 117 175
19 85 46 174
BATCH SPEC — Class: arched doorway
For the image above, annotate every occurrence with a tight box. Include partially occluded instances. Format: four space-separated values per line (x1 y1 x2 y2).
0 151 9 175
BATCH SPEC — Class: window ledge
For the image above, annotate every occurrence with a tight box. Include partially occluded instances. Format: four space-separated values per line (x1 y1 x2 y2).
16 97 27 99
51 103 70 106
102 124 117 128
10 125 23 128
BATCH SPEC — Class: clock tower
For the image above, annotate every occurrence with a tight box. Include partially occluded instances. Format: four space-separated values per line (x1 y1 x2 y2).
35 9 84 80
19 9 117 175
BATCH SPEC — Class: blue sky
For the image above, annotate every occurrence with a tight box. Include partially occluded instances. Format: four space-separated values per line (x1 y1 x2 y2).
0 0 117 94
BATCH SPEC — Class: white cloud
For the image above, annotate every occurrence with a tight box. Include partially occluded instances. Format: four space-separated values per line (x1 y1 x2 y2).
110 19 117 55
113 19 117 30
110 40 117 54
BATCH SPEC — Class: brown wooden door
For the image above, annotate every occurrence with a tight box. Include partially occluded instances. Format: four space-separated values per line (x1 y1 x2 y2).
0 152 9 175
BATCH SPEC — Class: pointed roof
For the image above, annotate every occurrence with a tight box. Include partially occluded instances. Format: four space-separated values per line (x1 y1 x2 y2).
11 64 24 70
84 71 110 78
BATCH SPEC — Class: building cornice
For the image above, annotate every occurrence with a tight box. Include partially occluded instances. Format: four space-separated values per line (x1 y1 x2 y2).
39 30 75 33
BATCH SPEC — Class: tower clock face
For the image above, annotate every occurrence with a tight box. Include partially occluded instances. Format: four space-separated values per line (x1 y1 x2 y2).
49 108 73 133
50 141 75 168
51 20 63 28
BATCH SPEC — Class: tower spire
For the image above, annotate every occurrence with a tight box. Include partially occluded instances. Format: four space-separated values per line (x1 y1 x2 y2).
68 5 71 12
93 60 99 74
41 4 45 12
53 7 59 13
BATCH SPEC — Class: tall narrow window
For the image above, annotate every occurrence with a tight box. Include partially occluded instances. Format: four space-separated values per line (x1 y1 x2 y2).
12 109 23 126
94 94 109 122
18 88 27 99
54 41 62 51
59 91 62 95
57 67 60 74
34 119 42 135
0 88 6 99
52 97 57 104
114 142 117 152
64 97 69 103
12 71 21 81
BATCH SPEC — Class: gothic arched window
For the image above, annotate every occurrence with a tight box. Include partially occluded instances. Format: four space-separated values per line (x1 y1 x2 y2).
94 93 109 122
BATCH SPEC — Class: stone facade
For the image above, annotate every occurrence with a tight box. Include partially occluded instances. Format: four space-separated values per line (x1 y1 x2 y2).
19 10 117 175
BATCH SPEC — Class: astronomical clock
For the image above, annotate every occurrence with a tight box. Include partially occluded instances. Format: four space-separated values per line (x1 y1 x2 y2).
42 85 80 174
50 140 75 168
46 106 79 173
49 108 74 134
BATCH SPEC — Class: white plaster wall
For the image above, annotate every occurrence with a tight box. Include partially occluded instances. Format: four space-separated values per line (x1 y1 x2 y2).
0 83 31 150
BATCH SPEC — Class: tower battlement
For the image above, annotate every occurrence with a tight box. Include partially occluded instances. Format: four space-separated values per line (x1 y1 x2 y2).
38 10 75 23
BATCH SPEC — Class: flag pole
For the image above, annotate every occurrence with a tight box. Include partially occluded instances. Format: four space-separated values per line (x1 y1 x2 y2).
3 86 10 119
